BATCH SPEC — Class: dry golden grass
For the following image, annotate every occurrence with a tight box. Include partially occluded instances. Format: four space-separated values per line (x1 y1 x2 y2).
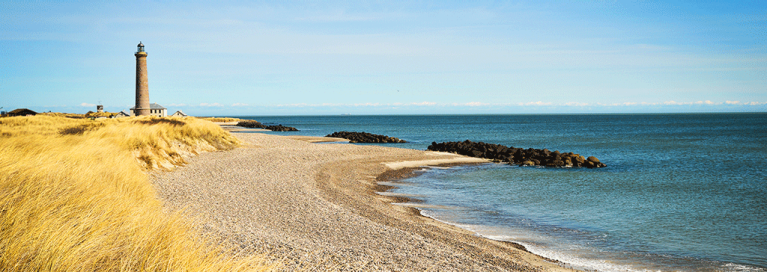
84 111 119 118
199 117 242 123
36 111 119 119
0 115 275 271
36 112 89 119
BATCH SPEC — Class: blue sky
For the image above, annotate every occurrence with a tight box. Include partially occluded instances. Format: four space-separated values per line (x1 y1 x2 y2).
1 0 765 115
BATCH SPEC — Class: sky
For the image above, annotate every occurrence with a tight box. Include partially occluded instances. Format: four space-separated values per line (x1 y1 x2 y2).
1 0 766 116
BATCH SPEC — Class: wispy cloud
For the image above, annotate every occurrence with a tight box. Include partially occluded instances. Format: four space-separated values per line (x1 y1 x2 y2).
663 100 720 106
632 44 673 51
356 103 381 107
595 102 650 106
731 101 767 106
231 103 249 107
199 103 224 107
276 103 310 107
296 12 382 22
519 101 553 106
453 102 489 107
80 102 96 107
275 102 440 107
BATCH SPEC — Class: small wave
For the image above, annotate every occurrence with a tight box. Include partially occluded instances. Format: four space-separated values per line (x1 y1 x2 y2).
375 192 426 198
720 263 767 272
419 209 678 272
393 203 467 210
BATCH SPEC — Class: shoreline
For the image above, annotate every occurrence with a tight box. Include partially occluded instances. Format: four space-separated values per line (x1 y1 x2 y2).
326 147 573 270
151 131 577 271
307 134 576 271
371 165 553 258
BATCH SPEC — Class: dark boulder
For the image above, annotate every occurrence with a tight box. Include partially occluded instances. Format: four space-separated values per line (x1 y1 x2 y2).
236 120 265 128
427 140 605 168
265 125 299 131
326 131 406 143
519 160 535 167
573 155 586 164
236 121 299 131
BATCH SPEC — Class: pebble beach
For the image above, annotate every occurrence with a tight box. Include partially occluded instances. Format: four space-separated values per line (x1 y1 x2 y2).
151 131 575 271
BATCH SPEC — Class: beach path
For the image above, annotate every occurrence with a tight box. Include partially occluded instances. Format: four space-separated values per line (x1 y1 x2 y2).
151 132 574 271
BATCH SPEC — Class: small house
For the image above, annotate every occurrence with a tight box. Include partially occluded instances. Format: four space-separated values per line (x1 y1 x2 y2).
114 110 131 118
7 108 38 117
170 110 188 117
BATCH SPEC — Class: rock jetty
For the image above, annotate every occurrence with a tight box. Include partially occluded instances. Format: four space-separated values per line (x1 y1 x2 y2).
265 124 298 131
427 140 606 168
236 120 299 132
236 120 265 128
326 131 406 143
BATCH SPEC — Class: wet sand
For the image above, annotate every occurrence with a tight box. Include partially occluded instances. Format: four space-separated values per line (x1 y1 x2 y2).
151 132 576 271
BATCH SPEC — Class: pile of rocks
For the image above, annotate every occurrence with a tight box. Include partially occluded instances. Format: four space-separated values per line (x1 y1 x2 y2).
265 125 298 131
236 120 264 128
236 121 299 132
326 131 407 143
427 140 606 168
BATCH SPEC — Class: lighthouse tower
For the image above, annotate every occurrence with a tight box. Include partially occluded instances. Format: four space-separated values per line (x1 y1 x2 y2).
134 42 150 116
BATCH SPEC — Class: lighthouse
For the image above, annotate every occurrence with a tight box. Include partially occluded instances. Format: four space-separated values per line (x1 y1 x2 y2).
134 42 150 116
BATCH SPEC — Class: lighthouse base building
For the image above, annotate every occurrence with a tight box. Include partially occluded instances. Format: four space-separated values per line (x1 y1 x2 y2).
130 103 167 117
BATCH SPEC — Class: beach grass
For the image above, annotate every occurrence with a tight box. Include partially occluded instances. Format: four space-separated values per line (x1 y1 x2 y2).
0 115 273 271
199 117 242 123
38 111 119 119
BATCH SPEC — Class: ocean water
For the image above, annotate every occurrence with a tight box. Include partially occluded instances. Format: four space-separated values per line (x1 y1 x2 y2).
234 114 767 271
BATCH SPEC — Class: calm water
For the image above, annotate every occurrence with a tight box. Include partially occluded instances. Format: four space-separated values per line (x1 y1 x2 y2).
233 114 767 271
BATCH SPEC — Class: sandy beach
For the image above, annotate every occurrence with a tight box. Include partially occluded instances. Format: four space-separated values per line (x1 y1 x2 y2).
151 131 576 271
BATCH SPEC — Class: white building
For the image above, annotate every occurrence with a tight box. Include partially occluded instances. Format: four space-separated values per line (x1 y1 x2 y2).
113 110 131 118
170 110 188 117
130 103 167 117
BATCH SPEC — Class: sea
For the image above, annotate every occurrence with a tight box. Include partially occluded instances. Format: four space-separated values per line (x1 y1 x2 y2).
231 114 766 272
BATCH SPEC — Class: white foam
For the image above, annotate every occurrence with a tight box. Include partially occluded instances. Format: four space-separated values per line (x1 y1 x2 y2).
394 203 467 210
518 243 648 272
375 191 426 198
721 263 766 272
418 209 654 272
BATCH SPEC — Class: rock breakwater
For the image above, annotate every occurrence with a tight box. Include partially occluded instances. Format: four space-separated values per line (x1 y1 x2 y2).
427 140 606 168
236 121 299 132
264 124 298 131
326 131 406 143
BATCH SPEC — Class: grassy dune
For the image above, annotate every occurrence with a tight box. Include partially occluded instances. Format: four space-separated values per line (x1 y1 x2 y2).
199 117 242 123
0 116 273 271
37 112 119 119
